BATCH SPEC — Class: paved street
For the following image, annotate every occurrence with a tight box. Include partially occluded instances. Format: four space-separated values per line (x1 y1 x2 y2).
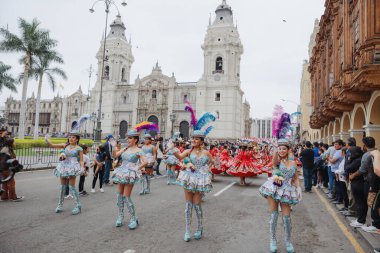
0 169 372 253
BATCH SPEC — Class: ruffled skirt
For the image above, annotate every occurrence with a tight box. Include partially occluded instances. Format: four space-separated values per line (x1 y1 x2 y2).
54 158 82 178
164 155 179 166
112 162 141 185
176 167 212 193
211 156 225 174
259 178 299 205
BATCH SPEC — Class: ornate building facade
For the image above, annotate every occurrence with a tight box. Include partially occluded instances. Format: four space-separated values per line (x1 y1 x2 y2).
4 1 252 139
299 19 320 142
309 0 380 145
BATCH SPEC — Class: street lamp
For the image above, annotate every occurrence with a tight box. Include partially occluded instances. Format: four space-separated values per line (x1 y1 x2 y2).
89 0 126 143
169 112 176 137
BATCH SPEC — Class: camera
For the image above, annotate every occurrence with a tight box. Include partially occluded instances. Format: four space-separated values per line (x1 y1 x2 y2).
0 153 23 183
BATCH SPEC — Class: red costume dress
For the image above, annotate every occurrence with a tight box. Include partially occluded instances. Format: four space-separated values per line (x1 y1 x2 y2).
219 148 233 171
210 147 223 174
227 150 259 177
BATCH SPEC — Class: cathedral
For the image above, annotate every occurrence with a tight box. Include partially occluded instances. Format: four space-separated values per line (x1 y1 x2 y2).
5 0 252 139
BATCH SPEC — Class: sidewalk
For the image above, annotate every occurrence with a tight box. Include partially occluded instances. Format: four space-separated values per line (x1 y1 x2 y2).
318 187 380 251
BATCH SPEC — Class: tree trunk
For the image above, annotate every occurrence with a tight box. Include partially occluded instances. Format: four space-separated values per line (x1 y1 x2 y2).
18 53 31 140
33 74 43 140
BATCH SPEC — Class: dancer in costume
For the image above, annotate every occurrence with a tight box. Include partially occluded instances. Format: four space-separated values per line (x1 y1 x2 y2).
140 133 157 195
112 123 154 228
259 112 301 253
46 131 84 215
219 145 233 172
227 144 260 185
163 136 180 185
210 144 222 180
45 115 90 215
173 109 216 242
259 139 301 253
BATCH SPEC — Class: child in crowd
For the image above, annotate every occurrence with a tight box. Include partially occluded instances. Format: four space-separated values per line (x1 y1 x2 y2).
79 145 90 196
92 145 106 193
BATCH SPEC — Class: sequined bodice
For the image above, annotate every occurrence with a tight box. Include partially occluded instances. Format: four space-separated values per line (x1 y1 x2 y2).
190 154 210 168
142 145 153 155
64 147 82 161
121 151 143 164
275 163 296 186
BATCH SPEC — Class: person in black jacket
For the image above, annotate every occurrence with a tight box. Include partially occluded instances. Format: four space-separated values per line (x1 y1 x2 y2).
346 147 365 226
299 141 315 192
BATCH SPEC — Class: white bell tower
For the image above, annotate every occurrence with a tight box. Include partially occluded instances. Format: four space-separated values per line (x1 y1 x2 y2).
196 0 245 139
95 15 134 87
200 0 243 86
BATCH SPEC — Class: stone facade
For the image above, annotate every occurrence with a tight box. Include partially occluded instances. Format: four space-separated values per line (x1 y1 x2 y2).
309 0 380 144
299 19 320 142
4 1 252 139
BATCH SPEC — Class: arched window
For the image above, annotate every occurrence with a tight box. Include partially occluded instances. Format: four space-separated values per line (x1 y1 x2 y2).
121 68 125 81
123 96 127 104
216 111 220 119
152 90 157 99
104 66 110 79
216 57 223 72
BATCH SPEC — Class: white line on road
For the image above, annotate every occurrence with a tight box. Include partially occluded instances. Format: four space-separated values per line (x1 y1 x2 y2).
213 182 236 197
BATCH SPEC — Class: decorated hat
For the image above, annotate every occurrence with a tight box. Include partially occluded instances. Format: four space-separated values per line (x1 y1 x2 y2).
277 138 291 148
144 133 152 139
69 129 81 137
192 130 205 138
127 129 139 137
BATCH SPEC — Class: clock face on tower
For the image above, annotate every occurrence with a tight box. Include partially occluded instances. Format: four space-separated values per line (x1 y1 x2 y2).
214 74 221 81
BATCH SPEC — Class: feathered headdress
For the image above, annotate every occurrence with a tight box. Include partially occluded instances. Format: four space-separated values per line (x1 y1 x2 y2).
72 114 90 131
274 113 291 139
194 112 216 131
133 121 159 133
272 105 284 137
184 99 197 127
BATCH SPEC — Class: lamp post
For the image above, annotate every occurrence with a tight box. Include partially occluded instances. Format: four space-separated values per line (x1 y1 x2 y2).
89 0 127 143
169 112 176 137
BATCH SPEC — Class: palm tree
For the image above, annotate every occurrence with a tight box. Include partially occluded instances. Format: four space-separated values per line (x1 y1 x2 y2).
0 18 57 139
27 51 67 139
0 61 17 92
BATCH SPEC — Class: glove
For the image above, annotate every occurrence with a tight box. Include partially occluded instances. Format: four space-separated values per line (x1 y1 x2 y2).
296 186 302 201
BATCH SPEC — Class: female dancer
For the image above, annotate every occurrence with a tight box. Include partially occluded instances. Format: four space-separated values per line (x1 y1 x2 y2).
46 132 84 215
140 134 157 195
112 129 148 228
219 145 232 172
228 144 258 185
163 140 179 185
259 139 302 253
172 130 213 241
210 144 222 177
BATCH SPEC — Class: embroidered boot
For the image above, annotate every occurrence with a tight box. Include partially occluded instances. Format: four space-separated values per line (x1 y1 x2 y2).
115 193 125 227
125 197 138 229
184 201 193 242
69 185 81 215
55 185 65 213
283 215 295 253
193 204 203 240
269 211 279 252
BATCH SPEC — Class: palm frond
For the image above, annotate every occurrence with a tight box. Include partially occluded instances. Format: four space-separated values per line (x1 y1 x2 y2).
0 62 17 92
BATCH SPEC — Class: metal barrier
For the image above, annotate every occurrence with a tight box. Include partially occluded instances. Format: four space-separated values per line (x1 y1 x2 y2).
14 144 96 170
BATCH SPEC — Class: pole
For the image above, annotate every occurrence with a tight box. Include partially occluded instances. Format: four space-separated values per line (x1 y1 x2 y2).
95 2 110 143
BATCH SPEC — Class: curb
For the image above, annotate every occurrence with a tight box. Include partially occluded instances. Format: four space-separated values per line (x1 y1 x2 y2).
317 187 380 251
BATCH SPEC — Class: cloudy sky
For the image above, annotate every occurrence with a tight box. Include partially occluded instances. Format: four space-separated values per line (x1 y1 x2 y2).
0 0 325 118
